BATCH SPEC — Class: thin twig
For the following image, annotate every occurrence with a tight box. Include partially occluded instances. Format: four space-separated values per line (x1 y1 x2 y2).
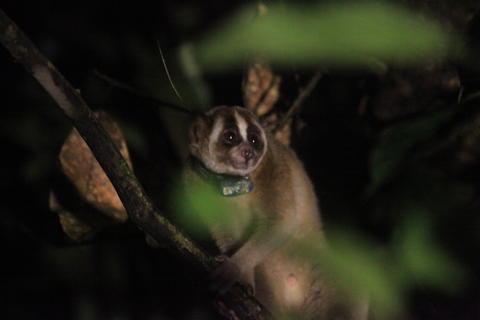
156 40 184 103
275 71 322 132
93 69 195 115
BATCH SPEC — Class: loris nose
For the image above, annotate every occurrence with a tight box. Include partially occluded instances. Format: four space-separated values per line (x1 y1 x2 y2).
242 147 253 161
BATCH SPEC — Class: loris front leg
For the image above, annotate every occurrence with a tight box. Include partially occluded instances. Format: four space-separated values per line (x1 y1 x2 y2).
210 209 298 295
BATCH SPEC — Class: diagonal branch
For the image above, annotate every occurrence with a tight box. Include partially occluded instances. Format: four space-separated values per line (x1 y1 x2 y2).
0 9 208 271
274 71 322 132
0 8 268 320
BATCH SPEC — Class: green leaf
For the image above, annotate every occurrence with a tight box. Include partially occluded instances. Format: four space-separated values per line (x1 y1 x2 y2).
393 213 465 290
368 109 454 194
323 231 404 318
291 216 465 318
173 179 244 238
196 2 458 72
293 231 405 318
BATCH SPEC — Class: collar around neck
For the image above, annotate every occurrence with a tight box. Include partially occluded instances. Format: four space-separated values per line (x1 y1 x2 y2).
189 156 254 197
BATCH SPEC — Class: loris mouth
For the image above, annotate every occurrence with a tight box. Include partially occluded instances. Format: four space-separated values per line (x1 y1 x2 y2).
230 159 249 170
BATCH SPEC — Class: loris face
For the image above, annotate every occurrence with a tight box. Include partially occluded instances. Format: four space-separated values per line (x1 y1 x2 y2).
189 106 268 176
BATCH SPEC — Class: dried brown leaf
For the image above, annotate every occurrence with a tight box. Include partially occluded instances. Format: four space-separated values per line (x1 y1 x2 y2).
243 61 281 117
50 111 131 241
243 60 292 146
49 191 94 241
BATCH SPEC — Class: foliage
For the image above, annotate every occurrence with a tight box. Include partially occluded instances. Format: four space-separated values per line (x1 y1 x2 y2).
2 1 478 319
196 2 458 72
178 2 470 318
368 108 455 195
178 178 466 318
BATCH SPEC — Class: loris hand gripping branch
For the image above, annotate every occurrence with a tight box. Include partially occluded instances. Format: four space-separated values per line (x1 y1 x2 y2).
184 106 366 319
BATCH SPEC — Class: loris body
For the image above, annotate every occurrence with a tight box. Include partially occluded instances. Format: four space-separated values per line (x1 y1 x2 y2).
185 106 344 318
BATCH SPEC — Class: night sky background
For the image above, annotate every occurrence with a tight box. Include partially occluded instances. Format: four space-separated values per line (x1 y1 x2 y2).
2 1 480 319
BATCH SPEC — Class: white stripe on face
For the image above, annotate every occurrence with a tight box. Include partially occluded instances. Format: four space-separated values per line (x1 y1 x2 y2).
234 110 248 141
208 117 224 154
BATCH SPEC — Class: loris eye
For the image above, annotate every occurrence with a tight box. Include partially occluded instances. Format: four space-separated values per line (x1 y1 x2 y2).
223 130 240 145
248 134 258 145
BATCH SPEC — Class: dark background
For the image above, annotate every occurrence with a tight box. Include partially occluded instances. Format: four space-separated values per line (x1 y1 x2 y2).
1 1 480 319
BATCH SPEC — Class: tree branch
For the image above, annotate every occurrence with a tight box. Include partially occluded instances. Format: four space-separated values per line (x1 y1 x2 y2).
92 69 196 116
274 71 322 132
0 8 268 320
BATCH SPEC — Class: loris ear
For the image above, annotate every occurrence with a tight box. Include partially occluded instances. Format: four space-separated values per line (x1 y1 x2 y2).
258 115 271 130
189 114 211 156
